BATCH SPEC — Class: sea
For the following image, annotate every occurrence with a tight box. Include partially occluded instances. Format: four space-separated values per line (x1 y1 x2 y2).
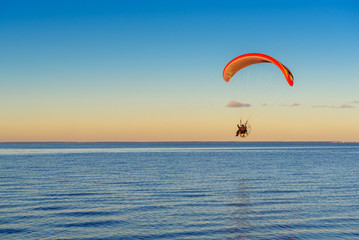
0 142 358 240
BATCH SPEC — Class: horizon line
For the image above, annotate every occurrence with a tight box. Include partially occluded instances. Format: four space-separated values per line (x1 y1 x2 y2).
0 141 357 144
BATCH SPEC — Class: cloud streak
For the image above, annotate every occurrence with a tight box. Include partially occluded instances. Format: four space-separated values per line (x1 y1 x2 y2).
313 104 354 109
263 103 300 107
339 104 354 108
226 101 251 108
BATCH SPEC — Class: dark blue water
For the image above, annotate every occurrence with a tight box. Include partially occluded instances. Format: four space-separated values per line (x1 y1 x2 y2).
1 142 358 239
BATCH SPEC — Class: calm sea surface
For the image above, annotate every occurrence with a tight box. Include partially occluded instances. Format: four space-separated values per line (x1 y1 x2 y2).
0 142 358 240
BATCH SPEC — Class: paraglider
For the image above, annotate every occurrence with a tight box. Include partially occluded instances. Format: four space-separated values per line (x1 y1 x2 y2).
223 53 293 138
236 120 250 138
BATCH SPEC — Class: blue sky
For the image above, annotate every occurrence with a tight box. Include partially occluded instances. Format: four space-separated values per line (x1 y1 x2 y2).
1 0 359 141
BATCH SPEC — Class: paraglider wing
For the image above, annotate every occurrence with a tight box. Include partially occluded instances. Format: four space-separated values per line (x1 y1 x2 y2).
223 53 294 86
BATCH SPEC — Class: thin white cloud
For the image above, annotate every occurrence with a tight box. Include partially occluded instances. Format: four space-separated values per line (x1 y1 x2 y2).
313 105 329 108
338 104 354 108
261 103 300 107
226 101 251 108
313 104 354 109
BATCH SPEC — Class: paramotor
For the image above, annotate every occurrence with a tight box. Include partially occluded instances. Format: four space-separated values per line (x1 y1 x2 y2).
223 53 294 138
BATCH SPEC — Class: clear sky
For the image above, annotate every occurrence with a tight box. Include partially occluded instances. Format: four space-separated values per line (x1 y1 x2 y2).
1 0 359 142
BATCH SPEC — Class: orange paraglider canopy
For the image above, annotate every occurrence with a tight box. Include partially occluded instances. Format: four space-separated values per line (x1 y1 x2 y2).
223 53 294 86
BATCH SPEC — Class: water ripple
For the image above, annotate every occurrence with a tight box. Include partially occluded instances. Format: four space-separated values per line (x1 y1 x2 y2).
55 219 127 228
1 142 358 239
